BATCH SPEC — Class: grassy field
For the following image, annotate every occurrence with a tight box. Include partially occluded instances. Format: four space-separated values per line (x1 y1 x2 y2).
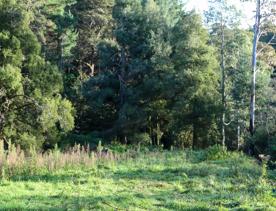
0 150 275 211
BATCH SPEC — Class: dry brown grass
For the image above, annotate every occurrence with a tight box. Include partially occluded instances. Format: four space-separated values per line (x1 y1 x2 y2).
0 140 121 179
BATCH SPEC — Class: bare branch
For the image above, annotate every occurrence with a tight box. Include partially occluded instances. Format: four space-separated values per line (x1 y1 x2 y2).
257 34 276 55
223 119 233 126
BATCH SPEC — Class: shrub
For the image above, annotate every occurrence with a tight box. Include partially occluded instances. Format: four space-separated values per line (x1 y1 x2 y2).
252 127 276 161
62 132 105 150
128 133 152 146
205 145 229 161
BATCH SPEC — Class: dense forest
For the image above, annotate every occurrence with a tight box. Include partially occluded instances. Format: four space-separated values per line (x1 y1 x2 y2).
0 0 275 160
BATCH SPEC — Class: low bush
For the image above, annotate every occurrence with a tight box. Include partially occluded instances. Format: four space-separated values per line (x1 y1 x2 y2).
205 144 229 161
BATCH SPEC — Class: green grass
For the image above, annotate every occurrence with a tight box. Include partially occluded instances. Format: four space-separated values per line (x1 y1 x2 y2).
0 150 275 210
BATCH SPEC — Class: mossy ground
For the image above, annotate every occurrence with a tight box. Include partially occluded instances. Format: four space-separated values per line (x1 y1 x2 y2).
0 151 275 210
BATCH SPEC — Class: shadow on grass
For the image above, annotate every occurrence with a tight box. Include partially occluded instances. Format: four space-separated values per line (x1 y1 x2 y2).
10 174 80 183
9 169 98 183
112 165 231 182
0 189 249 211
0 194 149 211
8 164 232 184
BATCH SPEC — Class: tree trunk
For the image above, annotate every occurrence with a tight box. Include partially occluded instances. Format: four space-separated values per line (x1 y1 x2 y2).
237 108 241 150
192 122 198 149
236 124 240 150
0 112 5 140
57 32 64 70
220 21 226 148
118 48 127 137
119 48 126 107
250 0 261 135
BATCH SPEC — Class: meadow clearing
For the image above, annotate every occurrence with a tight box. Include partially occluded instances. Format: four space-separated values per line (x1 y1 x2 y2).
0 146 275 210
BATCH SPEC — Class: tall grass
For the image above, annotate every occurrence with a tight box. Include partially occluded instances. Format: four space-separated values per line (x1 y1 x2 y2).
0 140 121 179
0 140 266 183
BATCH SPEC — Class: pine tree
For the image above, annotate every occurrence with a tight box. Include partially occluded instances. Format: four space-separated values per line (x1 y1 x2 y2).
83 0 220 148
71 0 114 76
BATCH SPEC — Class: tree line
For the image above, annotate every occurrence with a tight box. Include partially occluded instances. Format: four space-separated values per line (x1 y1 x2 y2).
0 0 275 159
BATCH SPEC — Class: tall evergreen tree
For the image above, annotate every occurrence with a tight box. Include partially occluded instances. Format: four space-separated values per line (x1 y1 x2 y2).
0 0 74 149
71 0 114 76
170 12 220 148
83 0 220 148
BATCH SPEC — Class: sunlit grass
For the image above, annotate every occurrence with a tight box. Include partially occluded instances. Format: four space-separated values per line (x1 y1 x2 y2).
0 150 275 210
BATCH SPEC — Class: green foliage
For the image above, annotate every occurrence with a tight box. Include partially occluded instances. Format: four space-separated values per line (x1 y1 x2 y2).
63 132 106 149
205 144 229 161
62 0 115 134
71 0 114 66
252 127 276 161
19 133 40 150
35 0 77 67
96 140 103 153
27 58 63 97
39 96 74 131
0 65 23 94
0 0 74 149
128 133 152 145
0 0 275 157
82 0 220 149
170 12 220 148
